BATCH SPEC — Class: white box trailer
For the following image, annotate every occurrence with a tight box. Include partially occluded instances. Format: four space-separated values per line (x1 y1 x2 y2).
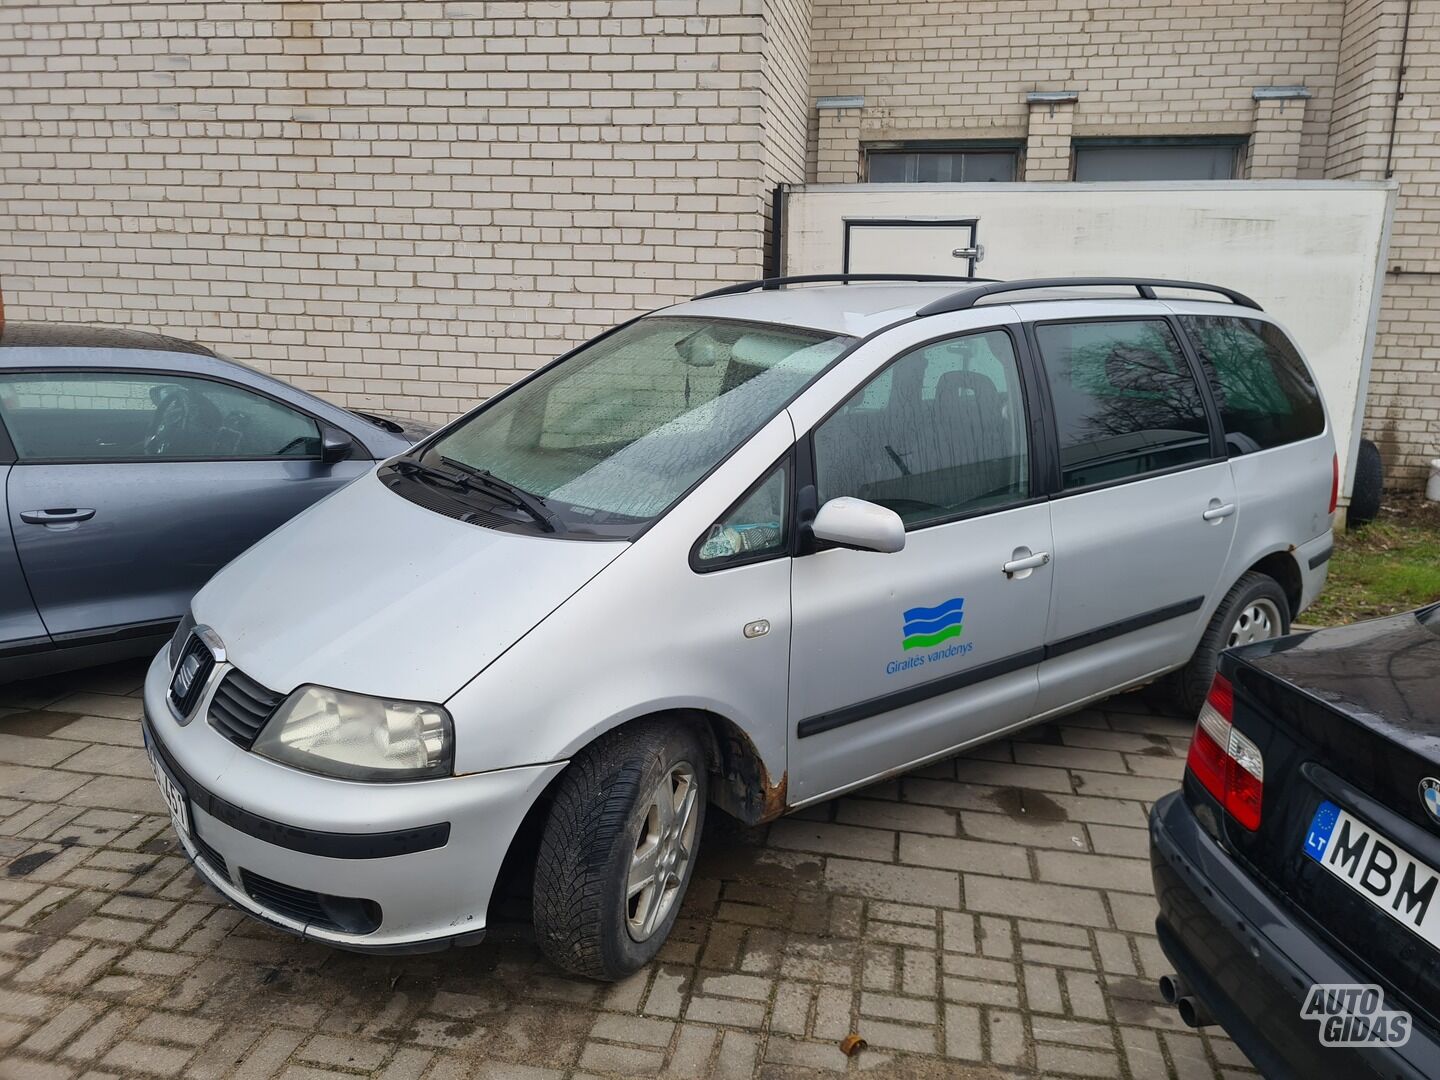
776 181 1397 505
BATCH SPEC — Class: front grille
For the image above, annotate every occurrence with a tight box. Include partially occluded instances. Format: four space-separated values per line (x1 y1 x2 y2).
168 633 215 718
208 669 285 749
190 827 229 882
239 869 382 935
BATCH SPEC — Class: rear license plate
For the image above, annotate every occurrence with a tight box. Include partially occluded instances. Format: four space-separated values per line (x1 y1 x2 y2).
1304 800 1440 950
148 748 191 843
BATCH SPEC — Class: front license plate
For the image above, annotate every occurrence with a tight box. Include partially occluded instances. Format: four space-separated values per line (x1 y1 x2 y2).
148 749 191 843
1304 799 1440 950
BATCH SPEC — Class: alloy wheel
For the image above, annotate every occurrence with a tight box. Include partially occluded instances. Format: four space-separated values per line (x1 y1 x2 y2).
625 761 699 941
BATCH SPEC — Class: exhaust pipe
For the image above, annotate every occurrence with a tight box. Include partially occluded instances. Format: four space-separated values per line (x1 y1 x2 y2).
1176 995 1215 1028
1159 975 1216 1027
1158 974 1185 1004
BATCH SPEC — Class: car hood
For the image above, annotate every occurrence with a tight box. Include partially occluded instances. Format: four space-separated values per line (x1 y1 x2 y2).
191 471 627 704
1237 605 1440 744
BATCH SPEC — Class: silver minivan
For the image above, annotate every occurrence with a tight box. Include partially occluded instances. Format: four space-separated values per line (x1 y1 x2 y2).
142 277 1336 978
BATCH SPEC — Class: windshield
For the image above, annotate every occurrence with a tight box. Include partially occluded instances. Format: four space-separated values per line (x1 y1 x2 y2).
411 317 853 537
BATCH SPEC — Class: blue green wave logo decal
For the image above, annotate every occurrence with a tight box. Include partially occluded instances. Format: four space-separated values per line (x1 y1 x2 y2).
903 597 964 651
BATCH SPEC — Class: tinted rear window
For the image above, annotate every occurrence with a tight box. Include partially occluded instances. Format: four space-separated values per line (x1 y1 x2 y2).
1178 316 1324 453
1033 319 1212 490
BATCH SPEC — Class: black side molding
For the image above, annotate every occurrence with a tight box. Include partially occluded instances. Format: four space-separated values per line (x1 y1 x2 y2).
0 617 179 661
0 635 53 660
1307 545 1333 571
798 648 1045 739
50 617 179 647
144 716 450 860
798 596 1206 738
1044 596 1205 661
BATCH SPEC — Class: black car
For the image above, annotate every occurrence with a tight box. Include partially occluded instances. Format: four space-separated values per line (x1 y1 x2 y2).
1150 603 1440 1079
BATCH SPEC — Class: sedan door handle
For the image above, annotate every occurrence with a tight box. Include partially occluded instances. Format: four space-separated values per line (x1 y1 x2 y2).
20 508 96 525
1202 502 1237 522
1002 550 1050 578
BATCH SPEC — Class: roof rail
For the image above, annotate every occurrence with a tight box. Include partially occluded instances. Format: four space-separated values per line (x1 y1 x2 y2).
694 273 996 300
915 277 1262 317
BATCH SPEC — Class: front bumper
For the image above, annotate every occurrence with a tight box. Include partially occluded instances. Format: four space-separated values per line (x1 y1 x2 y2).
1150 791 1438 1080
143 649 564 952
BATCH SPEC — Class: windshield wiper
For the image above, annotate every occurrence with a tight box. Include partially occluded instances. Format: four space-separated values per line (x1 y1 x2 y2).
389 457 469 490
389 457 560 534
438 456 562 534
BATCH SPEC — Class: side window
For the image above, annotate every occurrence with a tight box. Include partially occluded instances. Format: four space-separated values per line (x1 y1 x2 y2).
693 463 788 570
1033 320 1211 490
1177 315 1325 453
813 329 1030 528
0 371 321 462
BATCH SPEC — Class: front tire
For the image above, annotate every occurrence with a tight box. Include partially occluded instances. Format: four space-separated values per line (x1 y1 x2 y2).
532 720 707 980
1170 572 1290 716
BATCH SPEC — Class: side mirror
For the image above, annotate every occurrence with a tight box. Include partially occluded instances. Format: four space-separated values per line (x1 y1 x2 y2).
811 497 906 554
320 427 354 465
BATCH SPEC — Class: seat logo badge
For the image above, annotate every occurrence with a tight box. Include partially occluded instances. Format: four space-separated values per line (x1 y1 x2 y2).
173 652 204 699
1421 778 1440 826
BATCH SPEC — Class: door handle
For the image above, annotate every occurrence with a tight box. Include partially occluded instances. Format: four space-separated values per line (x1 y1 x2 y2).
1002 550 1050 578
1202 502 1237 522
20 508 96 525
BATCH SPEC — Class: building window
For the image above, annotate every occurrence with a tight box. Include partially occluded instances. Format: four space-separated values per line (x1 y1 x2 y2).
866 143 1020 183
1072 138 1245 181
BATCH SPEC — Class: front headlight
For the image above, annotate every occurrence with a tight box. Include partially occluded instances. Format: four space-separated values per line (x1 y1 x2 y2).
252 685 453 781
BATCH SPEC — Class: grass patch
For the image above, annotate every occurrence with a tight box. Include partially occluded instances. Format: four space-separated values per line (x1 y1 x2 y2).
1305 495 1440 626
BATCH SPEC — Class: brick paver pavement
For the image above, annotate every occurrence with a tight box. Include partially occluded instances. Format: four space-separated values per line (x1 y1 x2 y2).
0 660 1256 1079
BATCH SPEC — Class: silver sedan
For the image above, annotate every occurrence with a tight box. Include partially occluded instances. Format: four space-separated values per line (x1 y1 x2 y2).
0 322 430 681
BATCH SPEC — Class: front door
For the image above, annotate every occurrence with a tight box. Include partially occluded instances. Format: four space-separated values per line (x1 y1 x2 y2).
788 326 1054 802
0 369 369 638
1027 316 1238 712
0 464 49 652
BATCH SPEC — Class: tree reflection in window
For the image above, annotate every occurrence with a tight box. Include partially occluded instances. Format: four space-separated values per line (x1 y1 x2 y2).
1034 320 1211 489
1179 316 1324 454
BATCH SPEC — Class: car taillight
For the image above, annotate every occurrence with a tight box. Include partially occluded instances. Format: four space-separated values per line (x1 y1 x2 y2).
1329 453 1339 515
1184 673 1265 830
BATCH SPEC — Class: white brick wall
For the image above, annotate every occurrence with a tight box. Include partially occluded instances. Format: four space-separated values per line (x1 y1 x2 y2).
1 0 1436 483
1024 100 1074 182
809 0 1346 179
1329 0 1440 482
1248 97 1306 179
0 0 780 423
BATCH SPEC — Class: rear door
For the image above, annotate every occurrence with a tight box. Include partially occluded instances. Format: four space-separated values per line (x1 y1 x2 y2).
1026 309 1237 713
1175 311 1335 597
788 321 1054 801
0 369 370 639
